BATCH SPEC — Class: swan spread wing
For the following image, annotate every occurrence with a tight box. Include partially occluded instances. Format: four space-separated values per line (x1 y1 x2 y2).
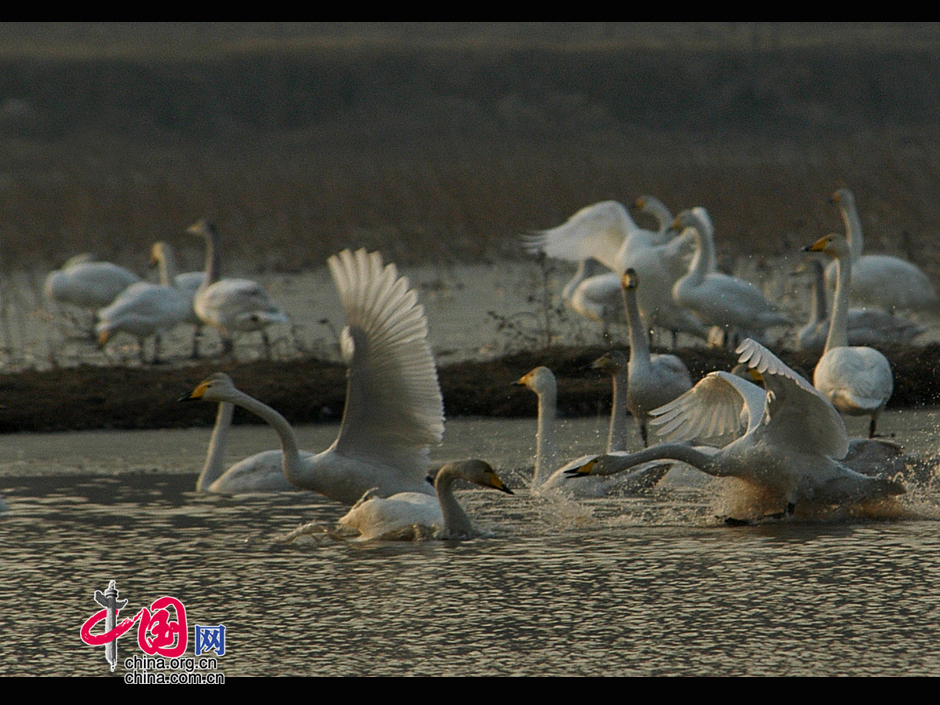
736 338 849 458
651 370 763 442
329 249 445 473
521 200 636 271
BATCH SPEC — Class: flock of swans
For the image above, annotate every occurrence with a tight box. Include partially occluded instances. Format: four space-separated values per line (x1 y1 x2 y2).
19 186 938 532
43 219 289 363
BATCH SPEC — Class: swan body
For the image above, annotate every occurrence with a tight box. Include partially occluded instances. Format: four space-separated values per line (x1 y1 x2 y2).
561 258 624 331
618 268 693 444
196 402 310 493
566 338 905 518
805 234 894 438
150 240 208 357
336 459 513 541
523 200 706 341
187 219 289 357
184 248 444 505
826 188 938 314
515 365 670 497
44 257 142 311
672 209 791 342
797 258 925 352
94 254 192 363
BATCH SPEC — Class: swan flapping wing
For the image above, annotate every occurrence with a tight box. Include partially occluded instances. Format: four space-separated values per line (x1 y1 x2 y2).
650 371 764 442
329 249 445 471
521 200 637 272
735 338 849 458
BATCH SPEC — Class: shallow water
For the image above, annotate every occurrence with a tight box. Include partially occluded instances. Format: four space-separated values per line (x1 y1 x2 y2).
2 411 940 677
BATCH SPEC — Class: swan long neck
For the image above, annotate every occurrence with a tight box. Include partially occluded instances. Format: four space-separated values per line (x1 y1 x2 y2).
681 227 709 287
808 259 828 326
644 199 673 234
607 366 629 453
593 443 719 477
228 388 304 486
196 402 235 491
825 251 851 351
434 467 476 537
200 228 221 288
622 284 651 367
839 198 864 263
155 245 180 287
534 384 559 487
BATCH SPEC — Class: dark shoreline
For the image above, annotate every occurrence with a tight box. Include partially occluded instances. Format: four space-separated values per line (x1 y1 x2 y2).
3 342 938 434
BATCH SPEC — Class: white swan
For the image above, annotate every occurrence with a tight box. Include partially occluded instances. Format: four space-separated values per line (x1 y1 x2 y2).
150 241 208 358
186 219 289 358
826 188 939 314
797 258 925 352
195 401 311 493
514 365 670 497
619 268 693 445
565 338 906 519
94 247 192 363
335 459 513 541
523 200 707 342
44 255 142 336
805 233 894 438
183 248 445 505
561 258 624 334
633 194 675 237
671 209 792 344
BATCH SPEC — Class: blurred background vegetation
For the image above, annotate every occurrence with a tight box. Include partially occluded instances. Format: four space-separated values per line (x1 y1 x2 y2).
2 22 940 278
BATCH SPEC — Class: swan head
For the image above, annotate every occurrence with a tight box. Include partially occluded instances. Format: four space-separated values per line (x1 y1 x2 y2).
803 233 849 259
673 207 712 236
591 350 627 375
186 218 217 238
149 241 172 267
514 366 556 395
181 372 239 403
621 267 639 291
830 188 855 208
439 459 514 495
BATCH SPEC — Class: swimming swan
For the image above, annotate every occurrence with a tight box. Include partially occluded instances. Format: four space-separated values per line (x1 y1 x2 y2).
565 338 905 518
187 219 289 358
671 209 791 344
195 401 310 493
619 268 693 445
514 365 670 497
183 248 445 505
336 459 513 541
797 258 925 352
805 233 894 438
827 188 938 314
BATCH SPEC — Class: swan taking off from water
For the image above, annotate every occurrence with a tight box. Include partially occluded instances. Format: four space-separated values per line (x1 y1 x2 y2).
183 248 444 505
826 188 939 314
565 338 905 520
805 233 894 439
335 459 513 541
187 219 289 358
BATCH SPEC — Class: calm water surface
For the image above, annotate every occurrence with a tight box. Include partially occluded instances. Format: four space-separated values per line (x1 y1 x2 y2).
2 410 940 677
